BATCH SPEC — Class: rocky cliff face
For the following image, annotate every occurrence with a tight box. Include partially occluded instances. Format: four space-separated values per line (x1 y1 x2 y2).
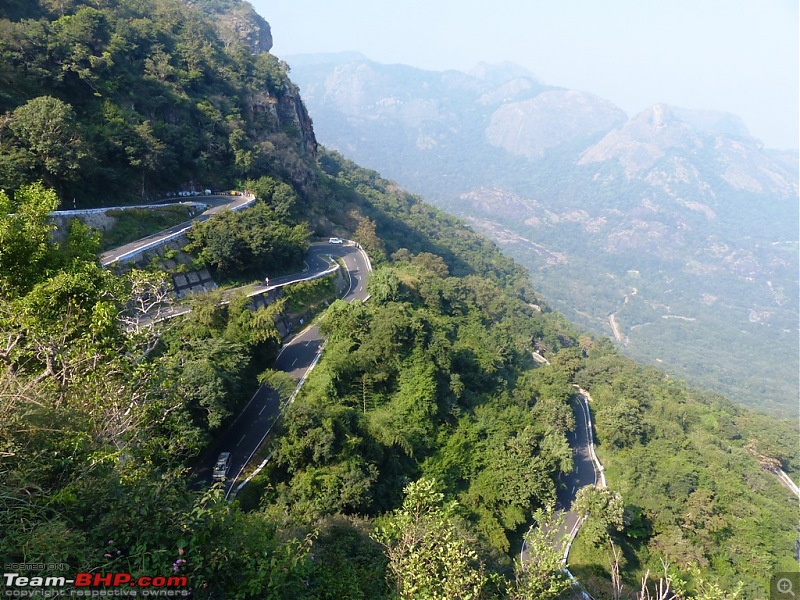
192 0 317 161
190 0 273 54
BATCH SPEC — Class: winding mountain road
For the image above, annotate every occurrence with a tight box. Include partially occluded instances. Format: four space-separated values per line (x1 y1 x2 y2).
88 194 370 494
100 193 255 266
205 242 372 497
95 196 604 564
521 388 605 598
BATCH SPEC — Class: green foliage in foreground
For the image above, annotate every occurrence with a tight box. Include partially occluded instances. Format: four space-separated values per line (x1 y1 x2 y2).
374 478 488 600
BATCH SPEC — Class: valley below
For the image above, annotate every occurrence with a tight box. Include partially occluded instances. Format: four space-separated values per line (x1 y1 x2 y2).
287 52 800 416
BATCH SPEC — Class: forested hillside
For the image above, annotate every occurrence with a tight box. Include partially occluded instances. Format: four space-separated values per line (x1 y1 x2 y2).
0 0 316 204
287 53 799 417
0 1 797 599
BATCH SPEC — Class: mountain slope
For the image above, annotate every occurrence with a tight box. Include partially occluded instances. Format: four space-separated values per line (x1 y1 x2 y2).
0 3 797 598
286 54 799 416
0 0 316 204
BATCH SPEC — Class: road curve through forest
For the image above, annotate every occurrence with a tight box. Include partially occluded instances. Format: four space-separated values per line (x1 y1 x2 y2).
92 195 371 496
99 193 255 266
210 242 372 498
520 387 605 596
96 197 607 579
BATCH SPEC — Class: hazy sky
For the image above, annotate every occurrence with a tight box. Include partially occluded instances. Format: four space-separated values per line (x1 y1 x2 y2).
250 0 799 150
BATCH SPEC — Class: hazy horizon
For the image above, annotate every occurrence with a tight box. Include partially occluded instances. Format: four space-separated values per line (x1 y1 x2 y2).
251 0 799 151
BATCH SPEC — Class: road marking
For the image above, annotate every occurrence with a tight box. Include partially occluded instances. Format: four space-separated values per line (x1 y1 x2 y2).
225 244 364 499
572 486 576 495
258 404 267 416
236 434 246 446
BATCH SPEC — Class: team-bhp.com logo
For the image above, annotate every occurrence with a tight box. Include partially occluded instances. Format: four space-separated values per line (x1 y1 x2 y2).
3 572 188 597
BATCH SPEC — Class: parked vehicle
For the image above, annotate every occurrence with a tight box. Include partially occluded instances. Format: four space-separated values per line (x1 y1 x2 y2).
328 237 343 244
213 452 231 480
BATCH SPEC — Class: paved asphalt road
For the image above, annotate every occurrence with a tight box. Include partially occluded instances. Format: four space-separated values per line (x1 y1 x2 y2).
100 194 254 265
521 392 599 563
95 197 598 551
195 242 371 496
93 197 370 488
556 394 600 543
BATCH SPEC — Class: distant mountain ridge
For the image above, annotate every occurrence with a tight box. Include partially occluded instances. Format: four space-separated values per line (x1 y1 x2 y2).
285 53 799 415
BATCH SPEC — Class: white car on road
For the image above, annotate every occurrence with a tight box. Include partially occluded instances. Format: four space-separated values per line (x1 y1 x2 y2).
328 237 343 244
213 452 231 480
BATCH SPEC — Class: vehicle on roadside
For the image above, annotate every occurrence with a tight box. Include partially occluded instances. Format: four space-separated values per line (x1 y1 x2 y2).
213 452 231 480
328 237 343 244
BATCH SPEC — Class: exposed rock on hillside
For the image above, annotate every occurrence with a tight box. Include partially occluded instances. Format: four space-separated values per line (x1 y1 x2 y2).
486 90 626 159
580 104 798 198
189 0 273 54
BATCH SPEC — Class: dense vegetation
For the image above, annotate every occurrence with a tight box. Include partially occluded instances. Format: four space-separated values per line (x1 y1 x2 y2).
184 178 310 281
0 0 314 205
1 1 797 599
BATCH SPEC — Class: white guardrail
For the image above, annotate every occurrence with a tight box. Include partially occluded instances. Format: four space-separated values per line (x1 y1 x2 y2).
99 195 256 266
51 200 209 217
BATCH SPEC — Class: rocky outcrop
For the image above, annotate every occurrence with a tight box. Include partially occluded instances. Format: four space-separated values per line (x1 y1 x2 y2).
198 1 317 162
579 104 798 198
280 89 318 156
189 0 273 54
486 90 626 159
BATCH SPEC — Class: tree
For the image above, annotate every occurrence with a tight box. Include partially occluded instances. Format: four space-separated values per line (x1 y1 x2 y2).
511 507 573 600
0 182 59 294
466 426 557 551
367 267 401 304
373 478 487 600
573 485 625 547
244 176 299 222
353 213 386 262
185 202 310 279
9 96 85 187
126 120 165 197
599 397 646 448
